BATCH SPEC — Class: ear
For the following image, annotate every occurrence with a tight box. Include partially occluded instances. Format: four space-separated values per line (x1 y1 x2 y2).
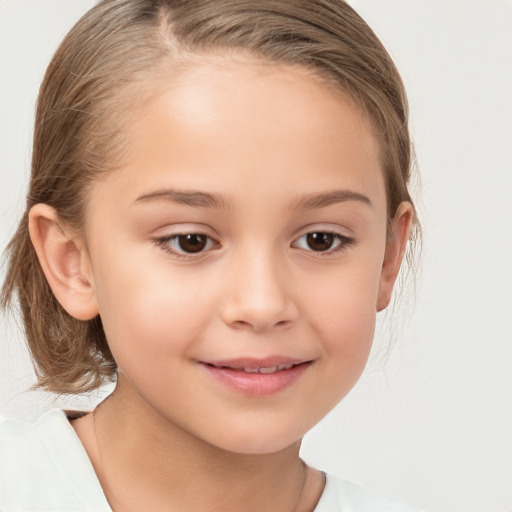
28 203 99 320
376 202 413 312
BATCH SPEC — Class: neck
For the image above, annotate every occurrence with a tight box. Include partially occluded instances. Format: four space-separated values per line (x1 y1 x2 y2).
91 374 312 512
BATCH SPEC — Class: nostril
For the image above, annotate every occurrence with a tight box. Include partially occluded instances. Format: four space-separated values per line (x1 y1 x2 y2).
229 319 290 332
231 320 251 330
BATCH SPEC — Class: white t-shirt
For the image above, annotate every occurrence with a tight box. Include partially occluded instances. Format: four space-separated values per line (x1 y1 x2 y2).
0 409 420 511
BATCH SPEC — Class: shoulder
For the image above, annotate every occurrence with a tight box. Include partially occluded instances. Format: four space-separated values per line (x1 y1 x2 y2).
315 473 423 512
0 409 111 511
0 409 67 470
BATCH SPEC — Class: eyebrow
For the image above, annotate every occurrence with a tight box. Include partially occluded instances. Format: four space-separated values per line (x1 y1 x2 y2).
290 189 372 210
133 189 232 209
133 188 372 210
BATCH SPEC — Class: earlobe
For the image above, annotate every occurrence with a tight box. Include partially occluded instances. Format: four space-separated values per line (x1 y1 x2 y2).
376 202 413 312
28 204 99 320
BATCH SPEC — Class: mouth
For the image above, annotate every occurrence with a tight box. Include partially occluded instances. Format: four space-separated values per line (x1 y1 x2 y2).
204 362 300 374
199 358 313 396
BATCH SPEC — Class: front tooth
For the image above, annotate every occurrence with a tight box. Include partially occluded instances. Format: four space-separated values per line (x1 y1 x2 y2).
258 366 278 374
244 367 260 373
277 363 294 371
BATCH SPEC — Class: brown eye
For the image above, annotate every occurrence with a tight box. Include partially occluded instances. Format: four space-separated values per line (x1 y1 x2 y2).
293 231 351 254
305 232 335 251
155 232 217 258
177 234 208 253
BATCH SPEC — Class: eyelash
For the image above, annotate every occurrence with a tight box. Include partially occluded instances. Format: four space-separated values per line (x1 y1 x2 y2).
153 233 219 260
292 231 354 256
153 231 354 260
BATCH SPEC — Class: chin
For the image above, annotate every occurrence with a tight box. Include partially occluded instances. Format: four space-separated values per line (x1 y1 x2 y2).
207 424 304 456
219 438 302 456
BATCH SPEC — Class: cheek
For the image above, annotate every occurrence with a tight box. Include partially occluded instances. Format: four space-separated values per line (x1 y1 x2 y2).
319 290 376 370
91 247 210 373
307 252 384 375
309 297 376 422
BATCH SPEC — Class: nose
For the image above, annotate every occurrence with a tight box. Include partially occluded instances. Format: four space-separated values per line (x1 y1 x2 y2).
220 247 299 332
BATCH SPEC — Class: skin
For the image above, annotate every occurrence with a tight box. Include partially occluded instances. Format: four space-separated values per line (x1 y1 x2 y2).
29 58 412 511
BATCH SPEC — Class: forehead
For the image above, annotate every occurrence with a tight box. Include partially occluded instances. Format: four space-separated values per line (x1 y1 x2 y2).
87 58 386 216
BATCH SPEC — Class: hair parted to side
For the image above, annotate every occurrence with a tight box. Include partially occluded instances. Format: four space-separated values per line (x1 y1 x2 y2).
1 0 420 394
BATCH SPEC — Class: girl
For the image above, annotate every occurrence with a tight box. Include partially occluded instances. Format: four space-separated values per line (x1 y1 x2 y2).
1 1 421 510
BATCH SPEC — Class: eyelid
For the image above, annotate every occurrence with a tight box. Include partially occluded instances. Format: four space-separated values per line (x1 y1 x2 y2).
151 225 354 260
153 230 220 260
291 229 354 256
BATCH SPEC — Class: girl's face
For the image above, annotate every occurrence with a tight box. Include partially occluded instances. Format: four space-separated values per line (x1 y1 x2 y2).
80 59 404 454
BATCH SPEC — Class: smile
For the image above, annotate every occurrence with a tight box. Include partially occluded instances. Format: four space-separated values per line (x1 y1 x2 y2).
210 363 296 374
200 358 312 396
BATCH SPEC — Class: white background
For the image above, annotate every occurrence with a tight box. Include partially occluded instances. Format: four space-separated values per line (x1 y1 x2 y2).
1 1 511 511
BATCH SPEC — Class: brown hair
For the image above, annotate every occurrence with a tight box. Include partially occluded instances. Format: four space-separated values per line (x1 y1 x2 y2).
1 0 420 394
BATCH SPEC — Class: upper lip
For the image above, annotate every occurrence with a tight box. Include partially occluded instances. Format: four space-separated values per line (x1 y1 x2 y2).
200 356 311 370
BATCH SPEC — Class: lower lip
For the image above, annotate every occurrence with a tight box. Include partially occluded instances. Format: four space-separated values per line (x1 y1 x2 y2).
201 362 311 396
